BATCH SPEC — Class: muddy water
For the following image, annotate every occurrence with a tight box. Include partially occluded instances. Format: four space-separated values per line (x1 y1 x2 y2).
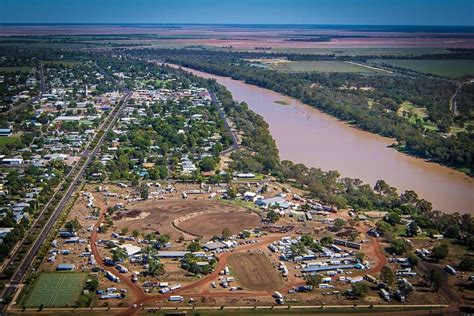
174 65 473 214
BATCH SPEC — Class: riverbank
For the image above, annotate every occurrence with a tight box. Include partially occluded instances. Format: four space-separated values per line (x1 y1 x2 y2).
167 63 473 214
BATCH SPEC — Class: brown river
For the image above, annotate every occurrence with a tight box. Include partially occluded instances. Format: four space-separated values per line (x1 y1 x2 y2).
173 65 473 214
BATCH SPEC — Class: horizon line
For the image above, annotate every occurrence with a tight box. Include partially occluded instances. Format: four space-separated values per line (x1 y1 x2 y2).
1 23 474 28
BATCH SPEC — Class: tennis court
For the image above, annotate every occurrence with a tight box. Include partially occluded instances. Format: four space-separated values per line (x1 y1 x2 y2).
24 272 86 307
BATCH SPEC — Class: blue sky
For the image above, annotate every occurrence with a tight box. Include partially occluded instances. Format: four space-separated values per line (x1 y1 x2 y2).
0 0 473 25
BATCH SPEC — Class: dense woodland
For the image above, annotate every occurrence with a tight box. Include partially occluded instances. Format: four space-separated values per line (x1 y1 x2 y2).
127 49 474 175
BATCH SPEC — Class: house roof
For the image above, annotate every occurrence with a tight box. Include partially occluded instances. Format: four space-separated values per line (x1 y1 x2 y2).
120 244 142 256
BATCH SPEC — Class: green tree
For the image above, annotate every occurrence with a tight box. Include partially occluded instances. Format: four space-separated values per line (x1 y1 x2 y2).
86 278 99 291
226 186 237 199
380 266 394 286
112 247 128 263
385 212 401 226
407 254 419 267
300 235 314 246
222 227 232 239
290 242 306 257
266 210 280 223
147 257 165 276
390 239 408 255
459 256 474 271
355 251 365 262
305 274 322 287
139 184 149 200
132 230 140 238
351 282 369 298
187 241 201 252
157 234 170 244
333 218 346 231
200 157 216 172
431 244 449 260
374 179 390 195
429 269 443 291
65 219 82 233
320 236 333 246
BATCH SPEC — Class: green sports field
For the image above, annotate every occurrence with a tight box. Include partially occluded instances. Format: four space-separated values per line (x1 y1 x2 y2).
24 272 86 307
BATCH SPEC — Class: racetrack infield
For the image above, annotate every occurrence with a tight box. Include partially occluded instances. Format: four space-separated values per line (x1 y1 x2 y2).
119 200 261 240
228 252 283 291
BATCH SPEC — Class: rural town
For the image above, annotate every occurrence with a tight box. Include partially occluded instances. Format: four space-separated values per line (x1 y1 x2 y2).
0 1 473 316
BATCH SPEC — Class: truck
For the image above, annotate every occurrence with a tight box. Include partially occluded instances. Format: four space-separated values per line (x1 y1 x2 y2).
115 264 128 274
294 285 313 292
169 284 182 291
445 265 458 275
158 287 170 294
321 277 332 283
380 288 391 302
105 271 119 283
395 290 406 303
364 274 377 284
103 257 115 266
168 295 184 302
100 293 122 299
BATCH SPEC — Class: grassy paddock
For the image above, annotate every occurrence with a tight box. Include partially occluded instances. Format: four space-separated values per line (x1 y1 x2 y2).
270 61 381 73
379 59 474 77
23 272 86 308
0 135 20 147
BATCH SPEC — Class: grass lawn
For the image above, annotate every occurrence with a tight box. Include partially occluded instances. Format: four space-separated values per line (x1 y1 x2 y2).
0 136 20 147
23 272 86 308
270 61 381 73
397 101 438 132
379 59 474 78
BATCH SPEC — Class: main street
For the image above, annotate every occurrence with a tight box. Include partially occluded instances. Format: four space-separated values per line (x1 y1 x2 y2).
0 90 131 311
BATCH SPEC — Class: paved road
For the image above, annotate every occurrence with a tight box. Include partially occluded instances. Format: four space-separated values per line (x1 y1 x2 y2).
0 90 131 310
209 92 239 155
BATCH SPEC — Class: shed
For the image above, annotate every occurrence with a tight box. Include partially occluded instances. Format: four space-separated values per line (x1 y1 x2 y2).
56 263 75 271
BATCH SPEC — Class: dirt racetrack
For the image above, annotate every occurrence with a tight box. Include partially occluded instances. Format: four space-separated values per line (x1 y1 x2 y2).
228 252 283 292
177 211 260 239
118 200 261 240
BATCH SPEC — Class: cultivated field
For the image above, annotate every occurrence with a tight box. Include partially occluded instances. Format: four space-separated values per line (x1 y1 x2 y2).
23 272 86 307
378 59 474 77
228 253 283 291
118 200 261 240
270 61 381 73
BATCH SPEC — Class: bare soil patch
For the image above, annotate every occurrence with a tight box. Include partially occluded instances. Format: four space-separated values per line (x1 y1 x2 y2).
228 252 282 291
116 200 260 240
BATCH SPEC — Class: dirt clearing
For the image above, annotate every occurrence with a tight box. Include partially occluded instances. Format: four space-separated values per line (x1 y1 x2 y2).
117 200 260 241
228 253 282 292
177 211 260 239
